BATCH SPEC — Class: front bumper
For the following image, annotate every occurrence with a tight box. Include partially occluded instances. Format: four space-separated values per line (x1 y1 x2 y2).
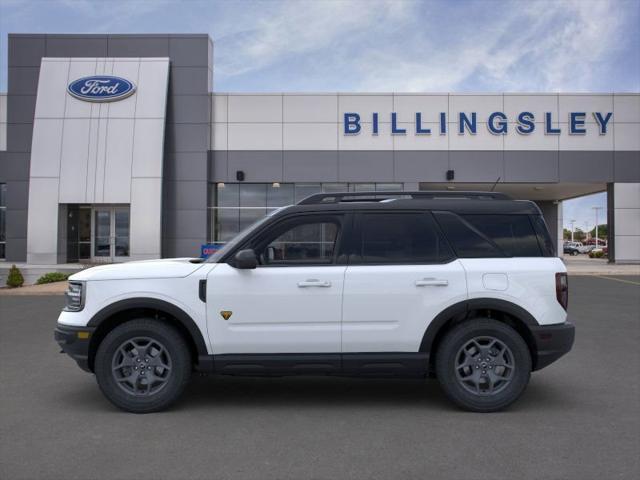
530 321 575 371
54 324 95 372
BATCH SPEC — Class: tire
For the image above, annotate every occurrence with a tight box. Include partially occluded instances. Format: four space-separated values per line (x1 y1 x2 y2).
95 319 192 413
572 250 579 256
435 318 531 412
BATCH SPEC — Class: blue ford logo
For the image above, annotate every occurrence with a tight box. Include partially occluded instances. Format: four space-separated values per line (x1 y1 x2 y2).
67 76 136 102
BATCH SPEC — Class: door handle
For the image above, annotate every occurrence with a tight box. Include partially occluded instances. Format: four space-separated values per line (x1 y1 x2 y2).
415 278 449 287
297 279 332 288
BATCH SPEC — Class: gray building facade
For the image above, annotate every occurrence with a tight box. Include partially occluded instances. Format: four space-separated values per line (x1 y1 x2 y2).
0 33 638 265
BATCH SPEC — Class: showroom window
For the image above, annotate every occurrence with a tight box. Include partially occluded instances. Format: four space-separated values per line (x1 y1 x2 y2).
0 183 6 259
208 182 403 243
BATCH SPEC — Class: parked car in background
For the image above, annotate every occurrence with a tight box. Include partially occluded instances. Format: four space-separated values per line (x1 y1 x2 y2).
589 245 608 258
563 242 581 256
579 244 596 254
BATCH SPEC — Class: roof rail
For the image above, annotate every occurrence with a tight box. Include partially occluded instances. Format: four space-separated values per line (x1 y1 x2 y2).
297 191 511 205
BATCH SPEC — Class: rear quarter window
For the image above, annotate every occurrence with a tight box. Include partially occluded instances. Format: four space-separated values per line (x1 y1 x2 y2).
461 214 542 257
433 211 503 258
434 211 544 258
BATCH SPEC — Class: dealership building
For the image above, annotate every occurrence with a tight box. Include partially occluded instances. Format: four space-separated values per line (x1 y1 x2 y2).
0 33 638 265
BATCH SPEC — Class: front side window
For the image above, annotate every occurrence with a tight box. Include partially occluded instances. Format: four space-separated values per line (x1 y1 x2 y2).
257 218 340 266
356 213 453 264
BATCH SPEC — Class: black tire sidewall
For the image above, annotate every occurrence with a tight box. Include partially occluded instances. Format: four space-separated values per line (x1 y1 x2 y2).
436 319 531 412
95 319 191 413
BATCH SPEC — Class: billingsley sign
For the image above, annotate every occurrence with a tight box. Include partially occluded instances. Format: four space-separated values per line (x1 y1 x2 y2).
343 111 613 136
68 76 136 102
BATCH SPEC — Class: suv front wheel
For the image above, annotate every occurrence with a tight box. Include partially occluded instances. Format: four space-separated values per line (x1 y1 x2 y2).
435 319 531 412
94 319 192 413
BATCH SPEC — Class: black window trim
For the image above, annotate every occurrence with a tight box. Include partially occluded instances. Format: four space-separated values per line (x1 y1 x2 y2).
227 212 351 268
530 214 556 257
348 210 457 266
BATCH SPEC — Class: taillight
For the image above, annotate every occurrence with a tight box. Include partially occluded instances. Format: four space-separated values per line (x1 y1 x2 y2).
555 272 568 311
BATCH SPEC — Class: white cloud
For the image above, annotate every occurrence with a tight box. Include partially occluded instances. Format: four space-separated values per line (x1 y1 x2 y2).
214 0 412 79
347 0 629 92
213 0 635 92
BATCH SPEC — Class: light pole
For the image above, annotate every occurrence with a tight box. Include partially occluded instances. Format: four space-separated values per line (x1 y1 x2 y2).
592 206 603 247
570 219 576 242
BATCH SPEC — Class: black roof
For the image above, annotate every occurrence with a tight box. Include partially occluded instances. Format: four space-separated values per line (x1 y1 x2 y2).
272 191 542 217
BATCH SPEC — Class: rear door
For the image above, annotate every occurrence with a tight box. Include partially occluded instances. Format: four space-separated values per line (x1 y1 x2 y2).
341 211 467 353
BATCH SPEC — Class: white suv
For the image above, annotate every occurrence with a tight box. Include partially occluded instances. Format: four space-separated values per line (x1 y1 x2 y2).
55 191 574 413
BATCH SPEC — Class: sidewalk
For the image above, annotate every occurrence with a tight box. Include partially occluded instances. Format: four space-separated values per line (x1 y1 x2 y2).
562 256 640 276
0 281 69 296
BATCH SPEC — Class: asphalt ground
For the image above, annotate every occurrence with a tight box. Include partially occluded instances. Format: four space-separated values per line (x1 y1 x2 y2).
1 275 639 480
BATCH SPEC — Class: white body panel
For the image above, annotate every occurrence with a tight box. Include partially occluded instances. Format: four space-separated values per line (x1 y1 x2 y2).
205 263 346 354
460 257 567 326
341 262 467 352
57 255 567 356
70 258 203 281
58 260 213 353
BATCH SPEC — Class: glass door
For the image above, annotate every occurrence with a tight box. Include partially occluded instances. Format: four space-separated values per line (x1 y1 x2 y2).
94 208 112 260
92 206 130 262
113 207 130 261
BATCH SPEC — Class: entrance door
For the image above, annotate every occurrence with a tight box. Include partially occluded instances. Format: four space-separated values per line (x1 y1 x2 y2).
93 207 130 262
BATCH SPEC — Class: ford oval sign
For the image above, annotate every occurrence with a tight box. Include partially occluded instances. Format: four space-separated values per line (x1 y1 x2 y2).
67 76 136 102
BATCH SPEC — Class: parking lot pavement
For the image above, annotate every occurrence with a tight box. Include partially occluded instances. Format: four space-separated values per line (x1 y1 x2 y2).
1 276 639 480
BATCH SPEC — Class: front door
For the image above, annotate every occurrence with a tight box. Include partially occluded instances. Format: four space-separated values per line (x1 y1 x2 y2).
92 206 130 262
206 214 347 355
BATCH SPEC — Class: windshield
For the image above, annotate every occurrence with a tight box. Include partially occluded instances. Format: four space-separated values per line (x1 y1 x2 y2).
206 206 290 263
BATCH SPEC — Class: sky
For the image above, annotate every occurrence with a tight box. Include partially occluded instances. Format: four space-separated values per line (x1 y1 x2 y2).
1 0 638 227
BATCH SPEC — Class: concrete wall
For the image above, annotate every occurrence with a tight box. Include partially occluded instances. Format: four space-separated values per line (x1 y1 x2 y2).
26 57 169 264
0 94 6 151
209 93 640 185
536 200 563 256
613 183 640 263
0 33 213 261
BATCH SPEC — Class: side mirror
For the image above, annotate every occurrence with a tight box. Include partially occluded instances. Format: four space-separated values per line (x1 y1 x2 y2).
233 249 258 269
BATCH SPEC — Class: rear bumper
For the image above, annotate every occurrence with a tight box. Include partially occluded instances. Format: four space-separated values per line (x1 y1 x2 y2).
54 324 95 372
530 321 575 371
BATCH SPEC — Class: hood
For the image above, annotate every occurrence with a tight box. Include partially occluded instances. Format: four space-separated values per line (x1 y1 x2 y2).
69 258 207 282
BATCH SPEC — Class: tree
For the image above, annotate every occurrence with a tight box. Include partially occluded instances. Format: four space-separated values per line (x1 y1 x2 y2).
589 224 607 239
6 264 24 288
573 228 586 242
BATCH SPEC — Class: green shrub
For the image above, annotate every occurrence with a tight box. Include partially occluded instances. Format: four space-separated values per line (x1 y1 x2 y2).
589 250 605 259
36 272 71 284
6 264 24 288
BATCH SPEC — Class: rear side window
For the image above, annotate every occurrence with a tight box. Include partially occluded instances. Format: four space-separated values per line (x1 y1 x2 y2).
461 214 542 257
356 213 454 264
433 211 503 258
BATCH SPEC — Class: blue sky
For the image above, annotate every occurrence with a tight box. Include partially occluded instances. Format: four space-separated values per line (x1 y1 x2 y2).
1 0 638 228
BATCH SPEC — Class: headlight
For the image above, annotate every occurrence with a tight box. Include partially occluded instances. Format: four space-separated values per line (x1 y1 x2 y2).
63 281 85 312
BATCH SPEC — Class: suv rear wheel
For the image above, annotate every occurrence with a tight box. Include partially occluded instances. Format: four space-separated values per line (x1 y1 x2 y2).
95 319 192 413
435 318 531 412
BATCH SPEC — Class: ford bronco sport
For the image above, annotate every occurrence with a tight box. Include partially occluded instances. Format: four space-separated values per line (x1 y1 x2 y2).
55 191 574 413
